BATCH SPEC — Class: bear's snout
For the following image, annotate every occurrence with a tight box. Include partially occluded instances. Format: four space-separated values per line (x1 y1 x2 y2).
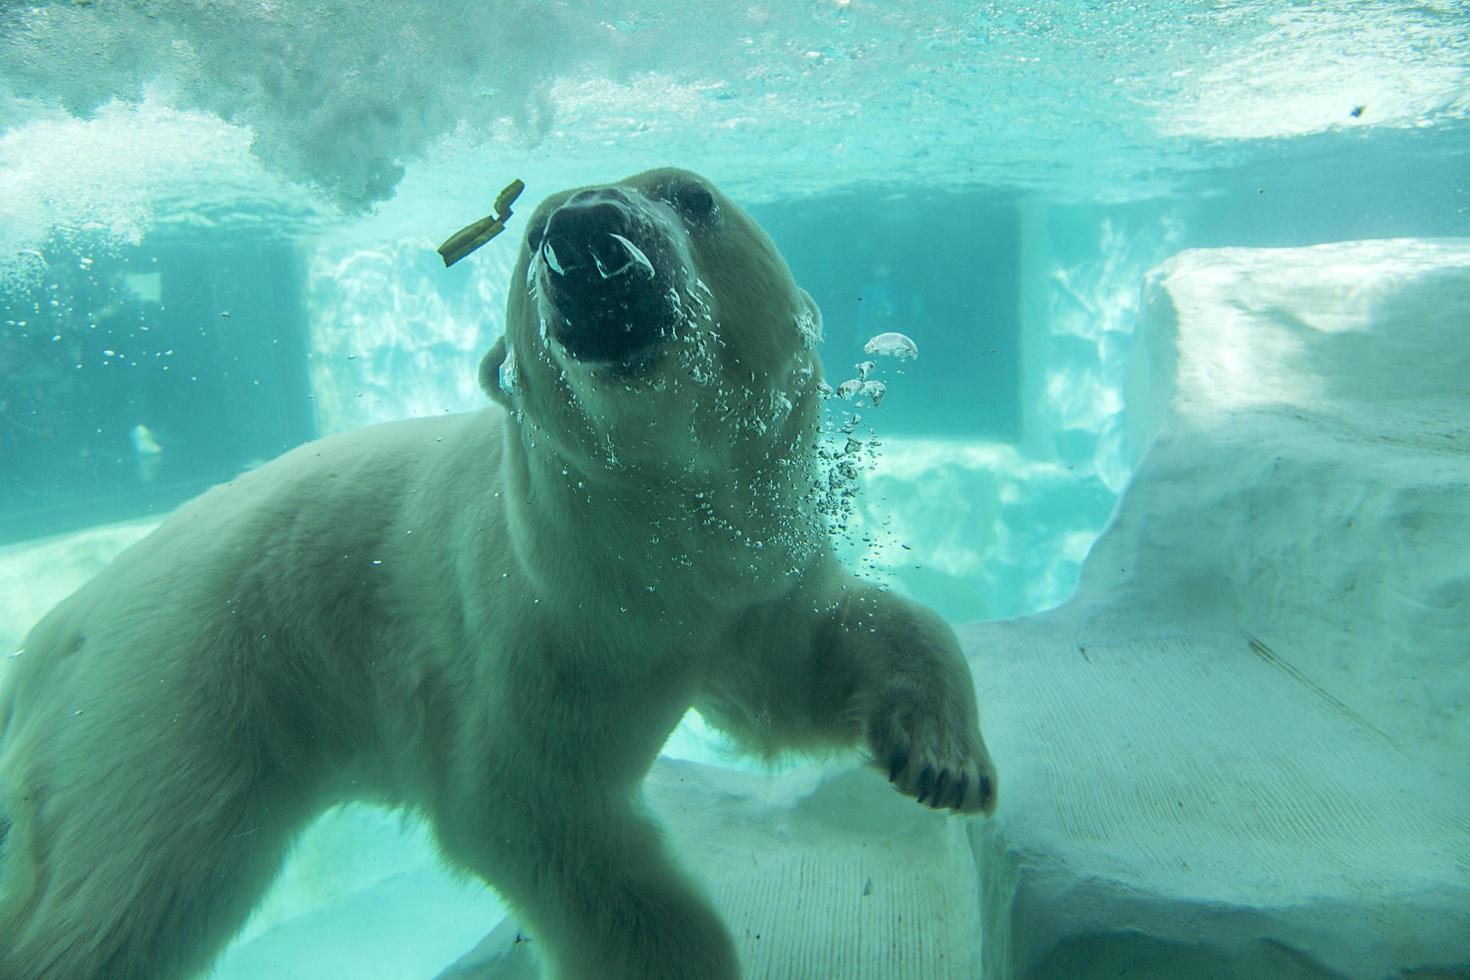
543 189 645 277
537 188 683 368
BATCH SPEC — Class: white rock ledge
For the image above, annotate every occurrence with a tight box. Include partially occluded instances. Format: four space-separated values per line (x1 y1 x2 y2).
970 238 1470 979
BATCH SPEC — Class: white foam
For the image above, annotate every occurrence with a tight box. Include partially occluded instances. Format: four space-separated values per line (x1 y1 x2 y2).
1 0 1463 252
0 95 312 284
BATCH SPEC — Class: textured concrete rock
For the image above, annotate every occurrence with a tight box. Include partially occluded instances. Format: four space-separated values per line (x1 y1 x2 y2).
440 760 984 980
969 238 1470 979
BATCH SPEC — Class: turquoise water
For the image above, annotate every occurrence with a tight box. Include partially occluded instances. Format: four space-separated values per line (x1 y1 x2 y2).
2 0 1465 607
1 2 1468 978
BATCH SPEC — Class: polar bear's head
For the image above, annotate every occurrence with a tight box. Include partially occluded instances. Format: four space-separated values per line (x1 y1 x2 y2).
482 168 825 479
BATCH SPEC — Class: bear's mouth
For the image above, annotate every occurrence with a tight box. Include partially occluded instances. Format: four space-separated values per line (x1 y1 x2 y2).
534 188 686 371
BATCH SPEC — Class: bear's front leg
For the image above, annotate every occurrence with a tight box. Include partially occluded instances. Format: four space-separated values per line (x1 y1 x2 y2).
436 761 739 980
818 583 998 814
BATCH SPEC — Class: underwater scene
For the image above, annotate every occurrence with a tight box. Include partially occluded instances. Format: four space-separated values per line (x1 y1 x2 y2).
1 2 1468 978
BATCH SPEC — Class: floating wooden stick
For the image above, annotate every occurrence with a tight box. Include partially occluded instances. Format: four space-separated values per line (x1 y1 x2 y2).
439 178 526 267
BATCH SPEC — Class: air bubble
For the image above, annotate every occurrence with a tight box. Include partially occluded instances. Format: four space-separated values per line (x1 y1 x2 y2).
499 345 521 395
863 331 918 359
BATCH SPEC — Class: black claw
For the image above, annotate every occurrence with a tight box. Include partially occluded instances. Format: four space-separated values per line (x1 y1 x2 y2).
954 771 969 810
930 771 949 809
915 764 936 804
888 746 909 782
979 772 993 805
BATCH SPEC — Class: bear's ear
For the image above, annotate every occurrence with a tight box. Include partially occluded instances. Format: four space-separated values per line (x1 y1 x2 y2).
479 336 513 408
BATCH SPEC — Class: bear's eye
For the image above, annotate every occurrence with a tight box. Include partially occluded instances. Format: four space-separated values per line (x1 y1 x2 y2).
671 181 716 221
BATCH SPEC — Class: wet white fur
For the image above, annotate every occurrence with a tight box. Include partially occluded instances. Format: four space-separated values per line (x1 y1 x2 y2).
0 168 995 979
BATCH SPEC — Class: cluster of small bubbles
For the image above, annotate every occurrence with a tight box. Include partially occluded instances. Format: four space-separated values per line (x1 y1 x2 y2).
806 338 917 566
685 280 714 322
684 326 722 388
601 433 621 469
795 309 823 350
499 344 521 395
833 357 889 408
666 285 686 318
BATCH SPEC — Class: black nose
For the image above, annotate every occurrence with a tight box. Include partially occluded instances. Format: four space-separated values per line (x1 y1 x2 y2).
542 189 638 276
539 188 672 364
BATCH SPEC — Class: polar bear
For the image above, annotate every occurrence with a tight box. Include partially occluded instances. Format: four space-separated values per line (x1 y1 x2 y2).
0 168 996 980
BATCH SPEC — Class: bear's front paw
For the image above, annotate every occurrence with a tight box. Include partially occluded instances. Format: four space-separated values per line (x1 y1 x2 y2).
866 697 996 815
